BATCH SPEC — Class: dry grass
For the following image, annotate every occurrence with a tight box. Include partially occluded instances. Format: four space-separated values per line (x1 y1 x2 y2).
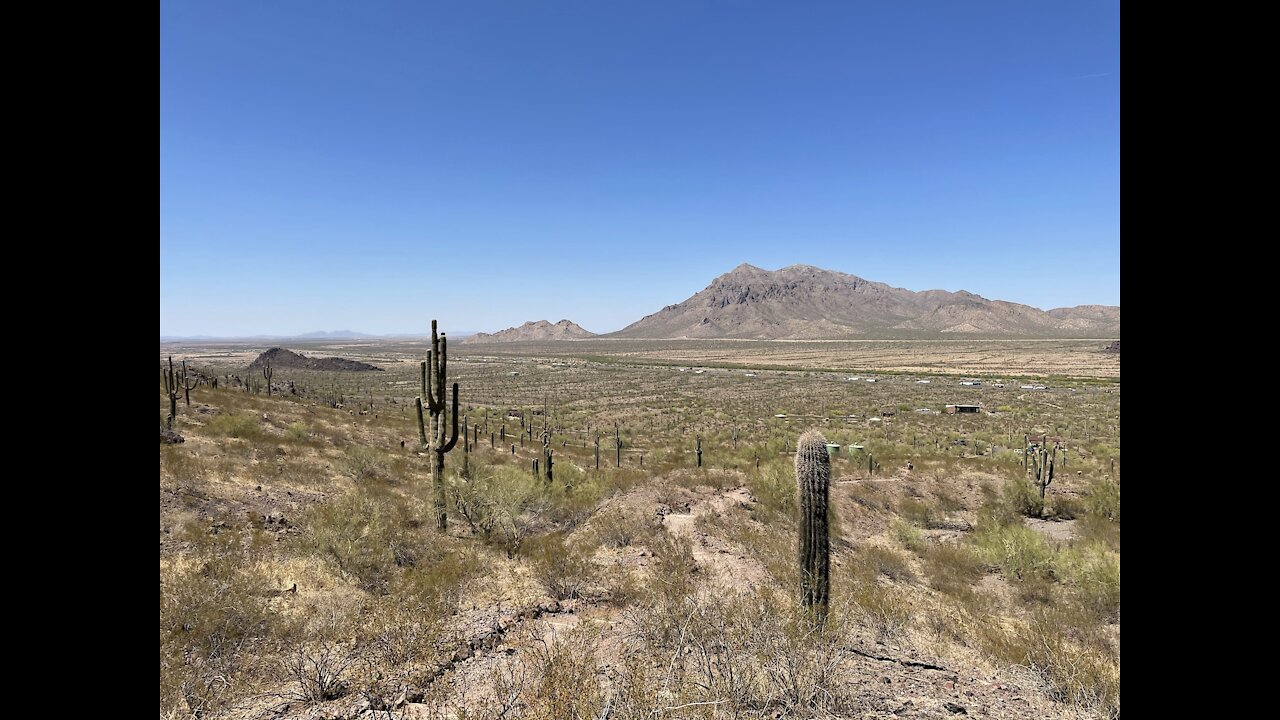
159 341 1119 719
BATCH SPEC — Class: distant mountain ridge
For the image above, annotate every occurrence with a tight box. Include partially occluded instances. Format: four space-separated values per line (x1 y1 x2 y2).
294 330 376 339
611 264 1119 339
159 330 460 342
464 320 596 343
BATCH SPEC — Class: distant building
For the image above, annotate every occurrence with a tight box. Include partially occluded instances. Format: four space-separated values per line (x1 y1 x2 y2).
945 404 982 414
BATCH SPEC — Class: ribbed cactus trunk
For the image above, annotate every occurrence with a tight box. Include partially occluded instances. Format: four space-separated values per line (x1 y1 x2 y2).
796 429 831 625
163 356 179 429
416 321 459 532
180 360 197 406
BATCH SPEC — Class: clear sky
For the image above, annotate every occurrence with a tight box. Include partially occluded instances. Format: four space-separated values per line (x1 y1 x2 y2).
160 1 1119 336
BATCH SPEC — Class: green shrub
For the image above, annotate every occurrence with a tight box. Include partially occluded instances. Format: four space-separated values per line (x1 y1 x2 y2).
898 497 941 528
892 520 926 553
285 422 313 443
1061 543 1121 622
1087 478 1121 522
342 445 389 482
748 459 797 524
206 412 262 439
923 542 985 597
1001 477 1044 518
1046 494 1085 520
973 523 1055 582
855 545 916 583
304 492 417 594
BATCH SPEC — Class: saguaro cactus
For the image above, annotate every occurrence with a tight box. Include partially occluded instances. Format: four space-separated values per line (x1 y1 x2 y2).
162 356 182 429
415 320 460 531
615 422 623 468
1031 440 1057 506
696 434 703 468
180 360 198 407
796 429 831 625
543 430 554 483
262 360 273 396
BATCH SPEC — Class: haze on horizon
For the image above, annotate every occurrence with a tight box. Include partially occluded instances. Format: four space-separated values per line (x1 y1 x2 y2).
160 1 1120 338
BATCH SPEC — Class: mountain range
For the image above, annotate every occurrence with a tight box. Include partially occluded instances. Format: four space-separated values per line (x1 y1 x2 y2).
464 320 596 343
608 264 1118 339
166 264 1118 343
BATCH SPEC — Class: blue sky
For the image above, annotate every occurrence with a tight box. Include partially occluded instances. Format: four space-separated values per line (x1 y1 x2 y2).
160 1 1119 336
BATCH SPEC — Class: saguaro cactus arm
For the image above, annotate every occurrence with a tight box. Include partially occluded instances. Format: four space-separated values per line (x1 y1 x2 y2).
441 383 459 453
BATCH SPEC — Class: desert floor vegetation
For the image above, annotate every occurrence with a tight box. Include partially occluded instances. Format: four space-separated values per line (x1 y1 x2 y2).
160 339 1118 719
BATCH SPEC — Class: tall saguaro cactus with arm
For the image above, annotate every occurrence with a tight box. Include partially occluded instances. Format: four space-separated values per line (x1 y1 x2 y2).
415 320 460 531
163 356 182 429
262 359 273 396
796 429 831 625
180 360 198 407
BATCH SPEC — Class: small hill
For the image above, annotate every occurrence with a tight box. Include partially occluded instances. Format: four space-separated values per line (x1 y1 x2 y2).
464 320 596 343
247 347 383 372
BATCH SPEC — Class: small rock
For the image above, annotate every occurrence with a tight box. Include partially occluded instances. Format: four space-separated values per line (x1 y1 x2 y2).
944 701 968 714
881 676 892 684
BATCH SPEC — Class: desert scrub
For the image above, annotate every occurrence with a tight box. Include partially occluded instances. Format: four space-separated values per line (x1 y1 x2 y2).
160 445 207 489
1087 477 1121 522
303 491 422 594
591 506 661 548
973 523 1056 582
1044 493 1084 520
450 462 550 557
848 481 893 511
341 444 389 483
1000 476 1045 518
849 582 912 643
525 534 598 600
979 607 1120 719
519 625 607 719
206 411 262 439
898 496 943 528
853 544 916 583
892 519 926 553
284 421 315 443
922 542 985 598
748 458 797 524
160 529 281 718
1059 543 1121 622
